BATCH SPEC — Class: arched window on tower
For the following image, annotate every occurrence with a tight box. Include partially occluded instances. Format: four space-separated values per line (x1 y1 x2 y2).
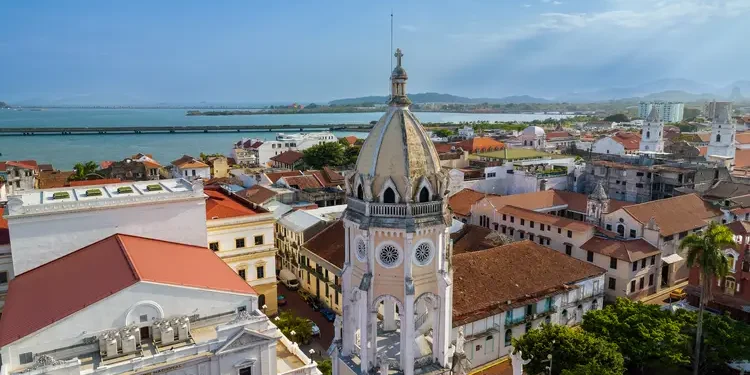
419 187 429 203
717 134 721 143
384 187 396 203
617 224 625 237
646 131 650 139
357 184 364 200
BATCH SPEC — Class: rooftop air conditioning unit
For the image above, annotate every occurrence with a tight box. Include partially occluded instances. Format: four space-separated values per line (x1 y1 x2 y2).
161 326 175 345
122 334 137 354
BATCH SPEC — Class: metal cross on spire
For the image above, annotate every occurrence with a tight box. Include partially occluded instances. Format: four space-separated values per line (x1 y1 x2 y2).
394 48 403 67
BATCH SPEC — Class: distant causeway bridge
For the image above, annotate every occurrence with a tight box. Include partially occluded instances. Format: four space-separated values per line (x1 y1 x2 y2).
0 123 382 136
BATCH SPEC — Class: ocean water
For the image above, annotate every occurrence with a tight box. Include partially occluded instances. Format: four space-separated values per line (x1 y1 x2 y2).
0 108 567 168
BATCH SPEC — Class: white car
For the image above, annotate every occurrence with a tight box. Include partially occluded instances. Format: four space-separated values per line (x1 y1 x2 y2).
310 320 320 336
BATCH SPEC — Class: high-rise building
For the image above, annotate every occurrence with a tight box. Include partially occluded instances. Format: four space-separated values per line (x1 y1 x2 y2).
638 101 684 123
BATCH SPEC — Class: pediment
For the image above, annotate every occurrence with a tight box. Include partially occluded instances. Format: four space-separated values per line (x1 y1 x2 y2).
216 328 276 355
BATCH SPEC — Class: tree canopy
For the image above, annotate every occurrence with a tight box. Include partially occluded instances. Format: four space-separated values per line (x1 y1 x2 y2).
302 141 346 170
512 324 625 375
273 311 313 345
70 161 100 181
432 128 454 138
604 113 630 123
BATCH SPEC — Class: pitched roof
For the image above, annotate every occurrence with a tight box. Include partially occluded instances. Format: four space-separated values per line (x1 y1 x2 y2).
580 237 660 262
170 155 209 169
302 220 345 268
611 132 641 150
497 205 593 232
433 143 456 153
38 164 53 172
452 241 605 326
270 150 304 165
279 209 325 233
736 132 750 145
282 175 323 190
698 146 708 156
235 184 278 205
37 170 74 189
0 234 254 346
450 224 498 255
483 189 628 214
725 220 750 235
0 160 38 171
735 149 750 169
702 180 750 200
0 216 8 246
622 193 721 236
545 131 574 141
205 188 259 219
305 168 344 188
457 137 505 153
265 170 303 183
448 189 495 217
340 136 358 146
697 133 712 142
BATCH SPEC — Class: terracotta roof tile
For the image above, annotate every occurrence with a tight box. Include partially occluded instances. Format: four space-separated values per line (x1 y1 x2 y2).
580 237 660 262
698 146 708 156
448 189 495 217
68 178 122 187
340 136 358 146
0 216 8 246
702 181 750 200
498 205 594 232
545 131 574 141
452 241 605 325
38 164 53 172
697 133 712 142
270 150 304 165
450 224 498 254
725 220 750 235
305 170 344 188
735 149 750 169
265 170 303 183
205 188 259 219
171 155 209 169
433 143 456 153
734 132 750 145
0 234 254 346
37 170 74 189
303 221 345 268
0 160 38 171
611 132 641 150
622 193 721 236
457 137 505 153
235 185 278 205
282 175 323 190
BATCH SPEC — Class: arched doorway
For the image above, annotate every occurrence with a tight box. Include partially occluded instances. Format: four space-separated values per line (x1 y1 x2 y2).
371 295 405 370
617 224 625 237
258 294 266 310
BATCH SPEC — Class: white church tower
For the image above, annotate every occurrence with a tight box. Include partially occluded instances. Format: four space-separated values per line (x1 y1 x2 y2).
706 101 736 161
639 107 664 153
333 49 453 375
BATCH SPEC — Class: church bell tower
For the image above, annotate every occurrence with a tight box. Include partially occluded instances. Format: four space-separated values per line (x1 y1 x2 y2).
334 49 453 375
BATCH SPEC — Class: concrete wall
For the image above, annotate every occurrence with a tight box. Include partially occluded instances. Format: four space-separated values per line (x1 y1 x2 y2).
8 198 207 274
592 137 626 156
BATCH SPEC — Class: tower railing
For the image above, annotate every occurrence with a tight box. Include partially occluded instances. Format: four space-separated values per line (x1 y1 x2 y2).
346 197 443 218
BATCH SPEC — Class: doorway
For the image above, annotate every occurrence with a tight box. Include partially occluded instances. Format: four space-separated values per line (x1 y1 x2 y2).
140 326 150 340
661 265 669 287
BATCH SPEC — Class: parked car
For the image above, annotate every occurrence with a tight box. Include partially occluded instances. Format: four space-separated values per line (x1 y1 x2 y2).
279 269 300 290
309 320 320 337
320 307 336 322
669 288 687 301
309 297 321 312
277 294 287 306
298 289 313 304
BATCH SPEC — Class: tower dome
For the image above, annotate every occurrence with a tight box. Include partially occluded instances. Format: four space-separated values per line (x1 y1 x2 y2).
350 49 445 206
523 125 545 137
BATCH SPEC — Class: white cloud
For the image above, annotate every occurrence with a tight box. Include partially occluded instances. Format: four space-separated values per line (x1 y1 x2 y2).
400 25 418 32
522 4 532 8
552 1 562 4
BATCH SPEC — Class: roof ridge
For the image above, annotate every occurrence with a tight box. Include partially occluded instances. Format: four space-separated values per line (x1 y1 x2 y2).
115 234 143 281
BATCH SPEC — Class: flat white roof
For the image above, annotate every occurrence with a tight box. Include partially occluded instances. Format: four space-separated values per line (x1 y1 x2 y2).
7 178 204 217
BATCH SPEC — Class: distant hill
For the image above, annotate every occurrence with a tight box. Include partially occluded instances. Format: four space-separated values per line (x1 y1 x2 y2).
0 101 9 108
329 92 551 105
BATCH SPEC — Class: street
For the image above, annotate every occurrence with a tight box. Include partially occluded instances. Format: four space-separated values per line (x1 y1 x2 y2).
277 283 335 360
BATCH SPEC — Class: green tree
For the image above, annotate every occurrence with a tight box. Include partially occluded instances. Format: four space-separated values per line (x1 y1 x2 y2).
70 161 100 181
303 141 345 169
344 146 360 167
671 309 750 374
582 298 690 373
317 359 332 375
679 222 735 375
512 324 625 375
274 311 313 345
604 113 629 122
561 362 622 375
683 108 701 121
433 128 454 138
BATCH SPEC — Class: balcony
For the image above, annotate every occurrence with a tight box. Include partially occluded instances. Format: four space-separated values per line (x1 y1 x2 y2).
346 197 443 218
505 315 526 327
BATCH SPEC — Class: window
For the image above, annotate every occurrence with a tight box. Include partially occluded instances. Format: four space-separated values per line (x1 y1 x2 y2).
608 277 616 290
587 251 594 262
502 214 507 221
19 352 33 365
510 216 515 223
565 244 572 256
632 262 637 271
235 238 246 248
485 336 494 354
567 230 572 238
650 255 655 265
0 271 7 284
209 242 219 251
383 187 396 203
539 237 544 245
679 231 688 239
357 185 364 199
664 235 674 242
521 219 525 226
140 314 148 322
504 329 512 347
520 232 525 239
630 280 636 293
558 228 561 234
636 183 644 188
606 224 612 231
529 234 534 241
256 266 265 279
238 269 246 280
641 259 646 268
258 294 266 309
335 291 339 305
743 261 750 273
630 229 636 238
254 235 264 245
493 223 499 231
191 169 196 177
727 254 736 272
502 226 506 234
540 224 545 232
610 257 618 269
418 187 429 203
509 228 514 235
639 277 644 290
530 221 534 228
648 274 654 286
725 277 736 295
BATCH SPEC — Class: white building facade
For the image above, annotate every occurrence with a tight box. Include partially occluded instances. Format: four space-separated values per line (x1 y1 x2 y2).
239 133 337 166
639 107 665 153
706 101 736 161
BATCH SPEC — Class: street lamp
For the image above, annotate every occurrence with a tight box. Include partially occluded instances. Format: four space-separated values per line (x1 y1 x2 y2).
262 304 268 313
274 316 281 321
542 340 555 375
309 348 315 359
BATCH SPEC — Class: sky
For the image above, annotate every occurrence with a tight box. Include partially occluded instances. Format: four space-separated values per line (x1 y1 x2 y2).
1 0 750 104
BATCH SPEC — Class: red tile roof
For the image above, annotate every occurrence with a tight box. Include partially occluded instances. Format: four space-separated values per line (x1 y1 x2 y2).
265 170 303 183
270 150 304 165
303 221 345 268
735 149 750 169
457 137 505 153
282 175 323 190
340 136 358 146
448 189 497 217
546 131 574 141
433 143 456 154
0 234 254 346
450 224 498 254
0 160 38 171
37 170 75 189
611 132 641 150
171 155 209 169
306 169 344 188
622 193 721 236
205 188 259 219
698 146 708 156
736 132 750 144
453 241 605 326
0 216 8 246
68 178 122 187
580 237 660 262
236 185 278 205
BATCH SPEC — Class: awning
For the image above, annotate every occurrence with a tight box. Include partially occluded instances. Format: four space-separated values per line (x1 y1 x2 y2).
662 253 684 264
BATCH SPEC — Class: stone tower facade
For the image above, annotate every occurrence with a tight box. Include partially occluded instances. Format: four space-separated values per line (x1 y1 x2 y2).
586 181 609 227
639 107 664 153
333 49 453 375
706 101 736 160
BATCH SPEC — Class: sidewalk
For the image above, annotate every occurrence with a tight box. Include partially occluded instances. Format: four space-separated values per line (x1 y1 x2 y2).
640 281 688 305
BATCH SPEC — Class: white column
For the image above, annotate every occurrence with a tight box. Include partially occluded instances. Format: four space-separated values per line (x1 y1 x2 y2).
383 299 397 331
359 294 370 373
402 293 415 375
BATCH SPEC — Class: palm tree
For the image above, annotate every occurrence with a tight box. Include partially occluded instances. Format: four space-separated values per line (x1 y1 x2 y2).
70 161 100 181
678 221 735 375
